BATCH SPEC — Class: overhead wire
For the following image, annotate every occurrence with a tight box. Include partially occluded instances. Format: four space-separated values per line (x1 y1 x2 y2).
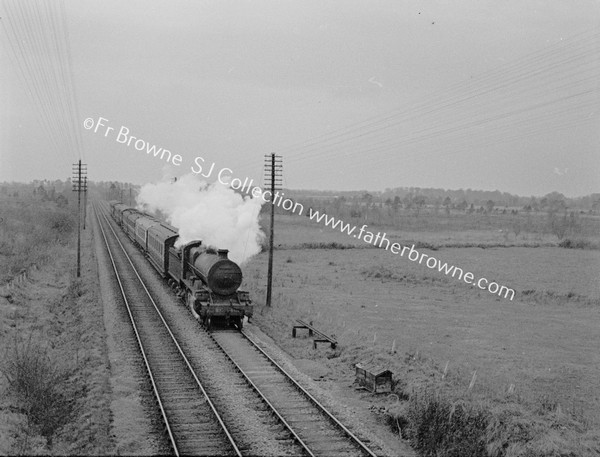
285 29 599 156
0 0 84 164
231 28 599 182
2 0 67 159
280 31 599 167
57 0 84 161
0 1 65 159
293 81 599 171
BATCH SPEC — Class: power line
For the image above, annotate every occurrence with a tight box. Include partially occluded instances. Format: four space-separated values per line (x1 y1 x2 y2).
232 28 599 184
0 0 84 163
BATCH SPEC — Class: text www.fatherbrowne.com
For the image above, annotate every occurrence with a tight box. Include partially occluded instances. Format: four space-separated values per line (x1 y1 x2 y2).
308 208 515 301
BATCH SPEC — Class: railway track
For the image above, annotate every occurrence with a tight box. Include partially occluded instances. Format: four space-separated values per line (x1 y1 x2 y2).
211 329 379 457
93 203 241 456
94 201 380 456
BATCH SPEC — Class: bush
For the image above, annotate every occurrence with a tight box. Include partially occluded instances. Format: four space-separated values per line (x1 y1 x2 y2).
299 242 353 249
558 238 600 250
44 211 76 239
1 336 77 444
400 390 489 457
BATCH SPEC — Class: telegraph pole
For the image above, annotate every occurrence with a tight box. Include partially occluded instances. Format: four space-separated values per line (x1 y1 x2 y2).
72 160 87 277
83 176 87 230
264 153 282 307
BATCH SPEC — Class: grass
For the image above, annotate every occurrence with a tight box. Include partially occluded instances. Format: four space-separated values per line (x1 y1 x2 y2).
242 223 600 456
1 335 79 445
0 199 76 284
380 377 597 457
397 390 489 457
0 194 113 454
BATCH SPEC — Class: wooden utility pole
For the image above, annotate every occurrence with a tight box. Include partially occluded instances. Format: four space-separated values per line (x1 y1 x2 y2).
72 160 87 277
83 176 87 230
264 153 282 307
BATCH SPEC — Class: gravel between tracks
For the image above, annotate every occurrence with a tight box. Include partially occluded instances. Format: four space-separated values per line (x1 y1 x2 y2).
242 324 405 457
92 205 167 455
100 206 305 456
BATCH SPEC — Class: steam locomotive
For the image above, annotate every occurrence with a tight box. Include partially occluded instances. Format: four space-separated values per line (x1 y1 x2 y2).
108 201 253 330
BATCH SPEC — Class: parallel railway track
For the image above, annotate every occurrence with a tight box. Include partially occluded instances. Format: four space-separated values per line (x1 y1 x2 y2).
211 329 378 457
94 200 380 456
94 202 241 456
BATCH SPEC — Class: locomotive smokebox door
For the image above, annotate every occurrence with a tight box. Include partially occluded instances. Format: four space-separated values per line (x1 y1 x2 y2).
354 363 393 393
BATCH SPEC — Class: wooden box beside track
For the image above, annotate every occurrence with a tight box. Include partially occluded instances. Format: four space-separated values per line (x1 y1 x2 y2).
354 363 393 393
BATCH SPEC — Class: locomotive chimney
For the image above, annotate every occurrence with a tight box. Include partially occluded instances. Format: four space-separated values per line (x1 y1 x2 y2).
217 249 229 259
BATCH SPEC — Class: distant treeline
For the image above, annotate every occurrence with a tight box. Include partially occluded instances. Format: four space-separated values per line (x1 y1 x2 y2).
2 180 598 213
285 188 600 212
0 180 140 207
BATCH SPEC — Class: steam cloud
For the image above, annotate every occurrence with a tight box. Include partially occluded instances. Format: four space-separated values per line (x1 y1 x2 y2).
136 174 265 264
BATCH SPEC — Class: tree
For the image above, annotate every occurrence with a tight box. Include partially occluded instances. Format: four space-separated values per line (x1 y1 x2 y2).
433 197 442 215
413 195 427 217
513 219 522 237
543 192 566 215
56 194 68 208
393 196 401 212
548 213 568 239
443 196 452 215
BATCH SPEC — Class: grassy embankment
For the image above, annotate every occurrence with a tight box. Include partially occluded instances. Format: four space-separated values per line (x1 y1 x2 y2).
0 197 113 455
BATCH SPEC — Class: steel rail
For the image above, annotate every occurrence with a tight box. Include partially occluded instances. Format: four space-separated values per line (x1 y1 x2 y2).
93 202 179 456
207 332 317 457
240 329 378 457
95 202 242 457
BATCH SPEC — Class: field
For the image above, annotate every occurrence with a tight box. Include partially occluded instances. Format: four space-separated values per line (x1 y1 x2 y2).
243 213 600 455
1 189 599 455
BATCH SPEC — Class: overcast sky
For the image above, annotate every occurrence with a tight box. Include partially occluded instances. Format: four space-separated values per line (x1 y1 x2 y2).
1 0 598 197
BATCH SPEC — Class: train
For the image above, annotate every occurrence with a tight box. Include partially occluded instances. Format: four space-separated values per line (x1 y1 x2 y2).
108 201 253 330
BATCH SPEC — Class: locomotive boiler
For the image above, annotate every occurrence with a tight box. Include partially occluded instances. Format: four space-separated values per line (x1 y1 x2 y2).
168 241 252 329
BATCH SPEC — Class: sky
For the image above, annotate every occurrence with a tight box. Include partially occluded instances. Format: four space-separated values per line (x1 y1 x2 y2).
0 0 599 197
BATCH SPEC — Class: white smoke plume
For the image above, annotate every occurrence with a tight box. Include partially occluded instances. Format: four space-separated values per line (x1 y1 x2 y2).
136 174 265 264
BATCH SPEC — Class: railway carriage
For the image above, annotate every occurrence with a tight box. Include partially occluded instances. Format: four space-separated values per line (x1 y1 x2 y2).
111 203 130 225
108 200 120 217
122 209 143 240
135 216 159 250
147 223 179 277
